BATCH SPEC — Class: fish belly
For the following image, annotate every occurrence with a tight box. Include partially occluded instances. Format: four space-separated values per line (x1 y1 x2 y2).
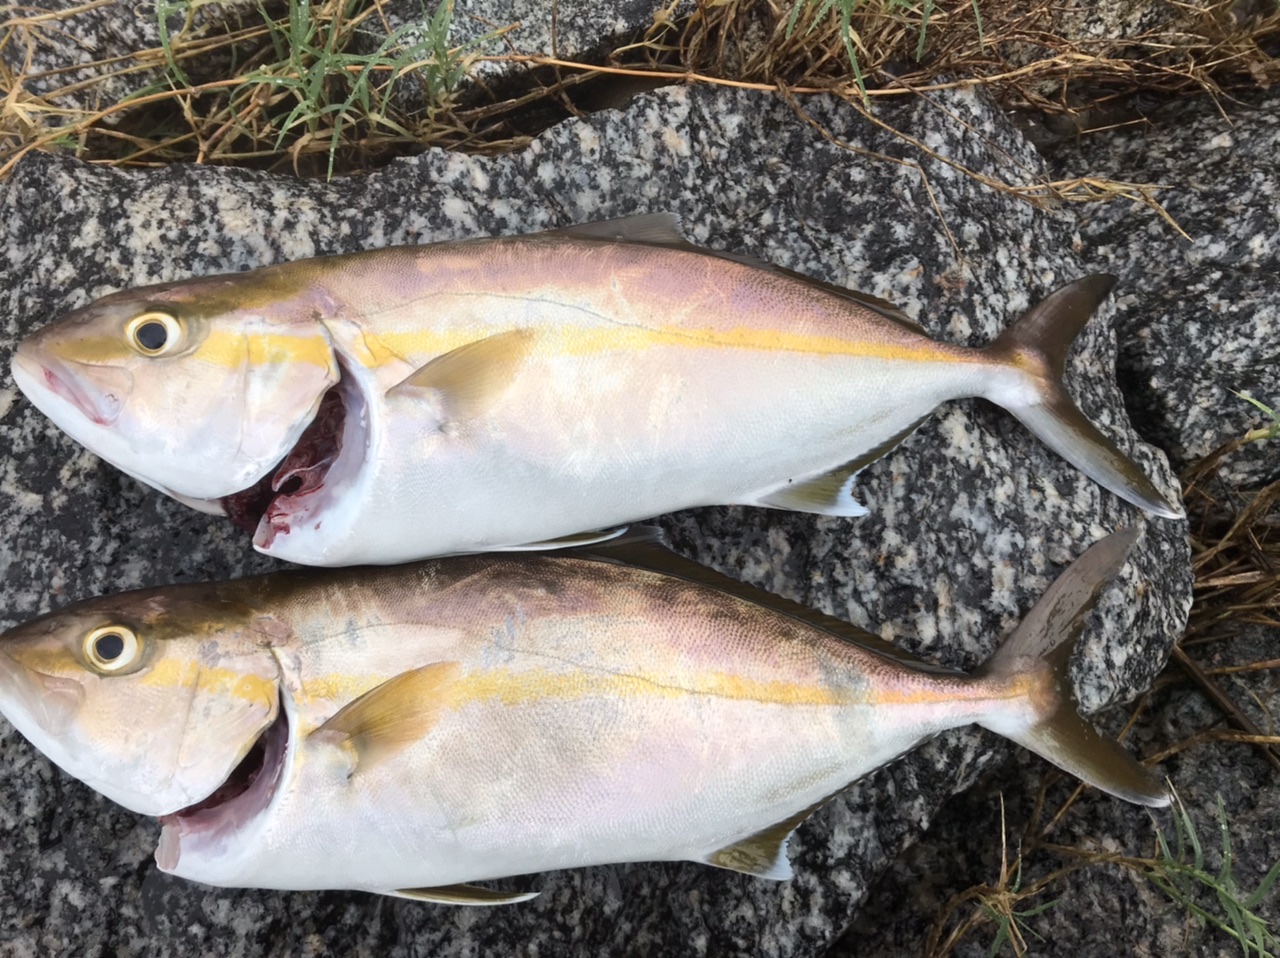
196 696 935 892
294 345 990 564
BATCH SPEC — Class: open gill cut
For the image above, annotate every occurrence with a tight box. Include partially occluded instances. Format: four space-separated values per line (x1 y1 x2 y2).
162 692 288 831
220 383 347 535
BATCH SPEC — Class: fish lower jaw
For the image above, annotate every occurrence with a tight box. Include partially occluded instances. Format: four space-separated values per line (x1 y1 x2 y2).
155 698 289 878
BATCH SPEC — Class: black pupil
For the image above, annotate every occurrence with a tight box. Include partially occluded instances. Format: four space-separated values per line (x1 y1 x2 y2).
94 633 125 662
135 321 168 351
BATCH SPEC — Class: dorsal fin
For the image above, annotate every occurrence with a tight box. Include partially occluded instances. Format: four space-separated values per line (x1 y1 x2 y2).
553 212 686 245
391 883 540 905
562 528 956 675
312 662 462 774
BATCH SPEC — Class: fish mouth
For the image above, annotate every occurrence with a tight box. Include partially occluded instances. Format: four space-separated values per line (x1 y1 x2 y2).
219 365 365 550
155 693 289 873
13 348 129 427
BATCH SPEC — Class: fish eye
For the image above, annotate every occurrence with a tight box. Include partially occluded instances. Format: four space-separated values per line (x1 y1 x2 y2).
126 312 182 356
83 625 142 673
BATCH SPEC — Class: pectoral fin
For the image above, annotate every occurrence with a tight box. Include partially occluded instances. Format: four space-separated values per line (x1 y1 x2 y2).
754 417 927 516
387 329 537 422
312 661 462 774
702 793 837 880
391 883 540 905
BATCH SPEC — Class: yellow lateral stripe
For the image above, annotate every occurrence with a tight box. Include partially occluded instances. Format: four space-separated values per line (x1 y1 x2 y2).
9 647 272 702
48 318 961 372
138 658 276 705
197 329 334 368
47 329 334 369
192 324 951 372
305 665 853 711
303 673 382 704
865 676 1024 707
369 325 958 368
7 647 81 675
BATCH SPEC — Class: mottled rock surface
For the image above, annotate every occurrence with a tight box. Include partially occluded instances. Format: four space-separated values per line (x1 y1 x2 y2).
0 84 1188 955
1052 86 1280 490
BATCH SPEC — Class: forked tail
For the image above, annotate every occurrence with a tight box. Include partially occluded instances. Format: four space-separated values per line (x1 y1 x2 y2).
975 528 1170 807
983 276 1183 520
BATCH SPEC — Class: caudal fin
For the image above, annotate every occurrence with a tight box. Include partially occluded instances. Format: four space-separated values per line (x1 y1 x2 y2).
984 276 1183 520
976 528 1170 807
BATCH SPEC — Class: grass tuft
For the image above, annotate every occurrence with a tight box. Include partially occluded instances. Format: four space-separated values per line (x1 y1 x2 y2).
1231 391 1280 444
0 0 484 177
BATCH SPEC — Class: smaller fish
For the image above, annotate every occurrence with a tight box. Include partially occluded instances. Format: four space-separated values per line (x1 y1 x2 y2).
0 530 1166 903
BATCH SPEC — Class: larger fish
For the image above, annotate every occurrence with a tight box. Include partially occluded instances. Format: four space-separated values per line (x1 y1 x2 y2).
11 216 1180 566
0 530 1166 902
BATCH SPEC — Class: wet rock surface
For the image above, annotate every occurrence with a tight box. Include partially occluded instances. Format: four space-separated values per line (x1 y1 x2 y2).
0 82 1192 955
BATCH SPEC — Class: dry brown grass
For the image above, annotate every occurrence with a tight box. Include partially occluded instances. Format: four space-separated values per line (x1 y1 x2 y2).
0 0 1277 181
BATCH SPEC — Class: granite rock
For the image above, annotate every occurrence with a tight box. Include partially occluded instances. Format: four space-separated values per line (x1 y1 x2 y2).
0 84 1189 955
1050 86 1280 491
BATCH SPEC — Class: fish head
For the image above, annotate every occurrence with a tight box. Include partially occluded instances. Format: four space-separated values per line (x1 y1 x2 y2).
0 585 282 819
10 270 341 501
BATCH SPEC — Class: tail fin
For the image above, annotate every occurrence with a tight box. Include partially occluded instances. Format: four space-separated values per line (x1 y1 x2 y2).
976 528 1170 807
984 276 1183 520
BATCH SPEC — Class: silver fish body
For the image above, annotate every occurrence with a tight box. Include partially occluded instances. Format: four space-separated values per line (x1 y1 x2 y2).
0 531 1167 902
10 216 1181 566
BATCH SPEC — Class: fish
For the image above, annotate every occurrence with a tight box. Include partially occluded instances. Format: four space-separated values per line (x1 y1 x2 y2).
10 215 1182 566
0 528 1167 902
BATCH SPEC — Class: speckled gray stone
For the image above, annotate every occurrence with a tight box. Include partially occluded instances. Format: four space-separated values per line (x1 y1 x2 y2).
1051 86 1280 491
845 622 1280 958
0 84 1189 956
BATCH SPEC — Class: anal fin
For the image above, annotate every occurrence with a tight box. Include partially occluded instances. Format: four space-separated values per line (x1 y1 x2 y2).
391 883 540 905
703 792 840 880
754 416 928 517
497 525 631 552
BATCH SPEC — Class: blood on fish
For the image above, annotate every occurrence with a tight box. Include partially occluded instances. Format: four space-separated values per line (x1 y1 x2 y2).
221 388 345 534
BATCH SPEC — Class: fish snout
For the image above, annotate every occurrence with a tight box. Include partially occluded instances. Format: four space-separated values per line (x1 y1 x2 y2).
12 343 134 427
0 647 84 737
